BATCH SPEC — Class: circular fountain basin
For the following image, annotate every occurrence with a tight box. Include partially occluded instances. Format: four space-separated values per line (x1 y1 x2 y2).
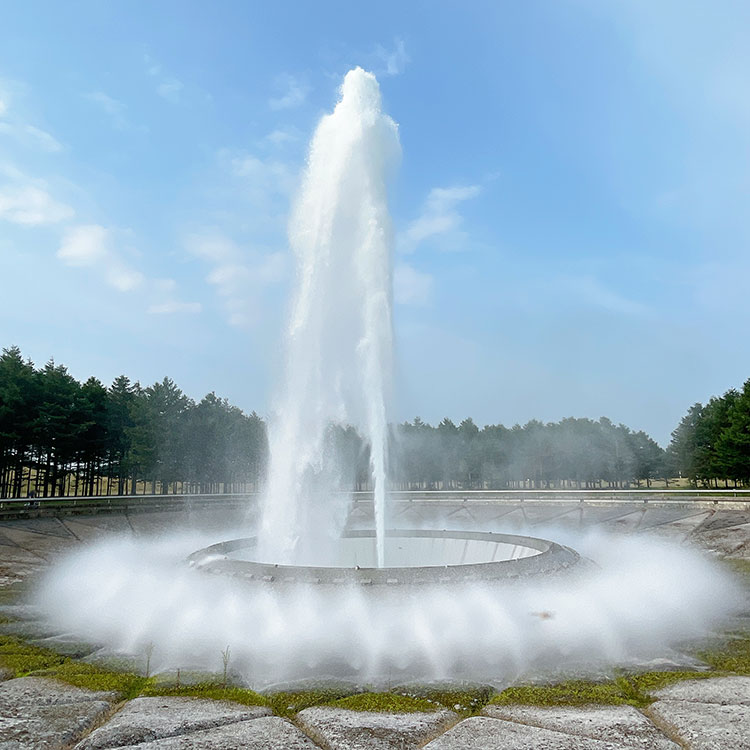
187 529 582 585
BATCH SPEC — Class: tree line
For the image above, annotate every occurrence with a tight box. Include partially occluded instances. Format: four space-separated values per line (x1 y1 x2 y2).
667 378 750 487
2 345 748 498
0 347 267 498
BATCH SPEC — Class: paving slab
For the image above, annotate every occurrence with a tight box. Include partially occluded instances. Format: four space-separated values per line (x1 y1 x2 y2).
482 704 677 749
0 603 44 621
74 696 271 749
103 716 320 749
647 699 750 750
0 618 67 640
0 677 114 749
28 634 100 659
423 715 633 749
296 706 457 750
651 675 750 705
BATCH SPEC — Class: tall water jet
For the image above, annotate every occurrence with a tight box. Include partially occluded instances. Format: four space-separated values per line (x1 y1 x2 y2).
258 68 400 567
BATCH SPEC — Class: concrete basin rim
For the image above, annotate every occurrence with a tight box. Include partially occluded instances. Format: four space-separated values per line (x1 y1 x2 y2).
186 529 582 584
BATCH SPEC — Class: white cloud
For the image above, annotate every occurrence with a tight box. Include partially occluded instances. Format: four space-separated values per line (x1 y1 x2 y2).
269 74 310 110
399 184 481 253
156 78 184 103
145 279 202 315
0 92 63 152
24 125 62 153
394 262 433 306
0 185 74 225
563 275 647 316
58 224 108 266
148 300 202 315
228 152 296 194
186 232 287 326
145 54 185 103
57 224 144 292
85 92 129 129
376 38 410 76
263 127 300 148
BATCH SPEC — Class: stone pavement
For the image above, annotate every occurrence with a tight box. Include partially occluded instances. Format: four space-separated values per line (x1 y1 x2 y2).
0 675 749 748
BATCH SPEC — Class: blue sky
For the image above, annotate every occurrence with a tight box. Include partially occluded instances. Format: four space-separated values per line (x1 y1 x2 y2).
1 1 749 445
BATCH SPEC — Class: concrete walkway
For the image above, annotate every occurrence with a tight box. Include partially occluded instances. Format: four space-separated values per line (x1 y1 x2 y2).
1 675 749 748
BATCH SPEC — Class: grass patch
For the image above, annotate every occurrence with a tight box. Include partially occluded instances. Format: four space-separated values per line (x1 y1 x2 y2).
327 692 439 713
625 670 713 694
490 671 724 709
395 684 494 714
697 634 750 674
491 679 637 708
143 682 268 707
34 661 148 700
0 635 66 675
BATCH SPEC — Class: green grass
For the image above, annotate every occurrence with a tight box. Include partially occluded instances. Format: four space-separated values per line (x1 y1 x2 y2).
143 682 268 707
697 634 750 674
491 679 635 707
624 670 712 694
0 635 66 675
394 684 494 714
327 692 439 713
34 661 148 700
490 670 723 709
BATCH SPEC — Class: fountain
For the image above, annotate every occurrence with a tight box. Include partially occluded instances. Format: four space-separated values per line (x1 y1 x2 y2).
31 67 740 690
258 67 398 569
207 67 588 585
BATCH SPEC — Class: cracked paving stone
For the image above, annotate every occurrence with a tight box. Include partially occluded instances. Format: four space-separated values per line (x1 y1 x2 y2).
74 696 272 749
651 675 750 705
0 677 114 750
482 704 677 749
646 678 750 750
296 706 458 750
96 716 320 749
423 716 642 749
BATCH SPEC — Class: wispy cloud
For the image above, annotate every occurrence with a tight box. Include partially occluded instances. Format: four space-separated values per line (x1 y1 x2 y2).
262 126 301 148
144 53 185 103
0 183 73 225
394 262 433 306
0 91 64 152
57 224 143 292
269 74 310 110
375 38 410 76
186 232 286 327
148 300 202 314
85 91 129 129
399 184 481 253
23 125 63 152
226 151 297 195
146 279 202 315
567 275 647 316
